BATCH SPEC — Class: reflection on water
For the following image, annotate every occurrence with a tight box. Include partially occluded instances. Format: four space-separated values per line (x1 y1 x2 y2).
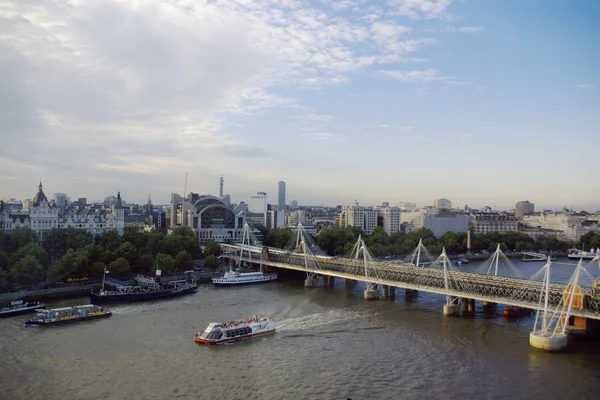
1 266 599 400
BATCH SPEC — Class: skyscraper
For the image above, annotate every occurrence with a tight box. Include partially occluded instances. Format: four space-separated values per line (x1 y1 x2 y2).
278 181 286 210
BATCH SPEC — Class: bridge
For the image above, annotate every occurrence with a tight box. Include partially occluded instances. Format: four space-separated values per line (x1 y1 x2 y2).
219 224 600 351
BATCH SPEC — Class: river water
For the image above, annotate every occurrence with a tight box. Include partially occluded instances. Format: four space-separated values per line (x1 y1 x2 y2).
1 258 600 400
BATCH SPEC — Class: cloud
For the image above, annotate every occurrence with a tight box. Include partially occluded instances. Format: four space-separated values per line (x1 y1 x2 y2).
389 0 454 19
302 132 344 141
459 26 483 34
379 68 472 85
577 84 593 89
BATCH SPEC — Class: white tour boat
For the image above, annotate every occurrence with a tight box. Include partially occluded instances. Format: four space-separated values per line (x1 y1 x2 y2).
568 248 600 260
212 262 277 287
194 316 276 344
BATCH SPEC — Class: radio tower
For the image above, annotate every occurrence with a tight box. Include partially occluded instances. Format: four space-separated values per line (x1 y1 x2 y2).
219 175 224 198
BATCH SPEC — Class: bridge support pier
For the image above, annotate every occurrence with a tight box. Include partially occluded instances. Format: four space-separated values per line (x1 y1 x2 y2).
405 289 418 296
443 303 459 317
364 286 378 300
381 285 390 299
529 333 568 352
483 301 496 310
389 287 396 299
329 276 335 288
468 299 476 314
304 278 317 288
345 279 356 289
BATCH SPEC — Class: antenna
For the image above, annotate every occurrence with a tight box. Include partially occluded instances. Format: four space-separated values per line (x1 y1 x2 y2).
219 175 224 198
183 172 188 199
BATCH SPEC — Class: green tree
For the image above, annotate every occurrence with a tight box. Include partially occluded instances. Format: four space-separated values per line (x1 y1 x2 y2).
43 228 93 261
108 257 131 279
11 227 38 250
10 255 45 287
90 261 106 278
204 241 220 258
9 243 50 273
97 229 122 251
113 241 136 265
174 251 194 271
48 248 89 281
153 253 175 274
204 254 220 270
133 254 154 274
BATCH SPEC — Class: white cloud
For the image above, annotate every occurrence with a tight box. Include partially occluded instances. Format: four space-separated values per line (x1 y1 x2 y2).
380 68 471 85
389 0 454 19
302 132 344 141
577 84 593 89
459 26 483 34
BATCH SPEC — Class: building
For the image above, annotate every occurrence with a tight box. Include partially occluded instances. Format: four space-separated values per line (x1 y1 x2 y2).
248 192 268 214
278 181 286 210
434 198 452 210
287 210 306 227
0 183 125 240
401 208 468 238
469 213 518 234
522 212 599 241
54 193 68 209
170 194 246 244
291 200 298 210
78 197 87 206
397 202 417 211
381 206 401 235
515 201 535 218
518 227 565 241
338 201 378 234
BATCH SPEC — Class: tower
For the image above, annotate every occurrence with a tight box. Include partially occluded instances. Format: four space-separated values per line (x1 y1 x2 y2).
114 191 124 219
278 181 286 210
219 176 224 198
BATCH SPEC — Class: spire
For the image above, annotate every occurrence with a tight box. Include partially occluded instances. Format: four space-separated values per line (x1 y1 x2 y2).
115 191 123 209
39 178 43 192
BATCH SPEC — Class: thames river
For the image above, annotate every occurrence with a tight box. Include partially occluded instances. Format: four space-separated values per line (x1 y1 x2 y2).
1 259 600 400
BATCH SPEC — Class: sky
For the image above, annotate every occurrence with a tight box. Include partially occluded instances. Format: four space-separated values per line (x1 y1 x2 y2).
1 0 599 211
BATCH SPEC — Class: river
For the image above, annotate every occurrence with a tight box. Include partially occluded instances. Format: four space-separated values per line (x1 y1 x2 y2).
1 258 600 400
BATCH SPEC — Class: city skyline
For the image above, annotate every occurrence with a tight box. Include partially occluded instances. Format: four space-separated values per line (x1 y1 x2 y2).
1 1 598 210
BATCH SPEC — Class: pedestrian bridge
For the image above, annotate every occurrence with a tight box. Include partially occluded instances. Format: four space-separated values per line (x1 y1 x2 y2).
219 241 600 321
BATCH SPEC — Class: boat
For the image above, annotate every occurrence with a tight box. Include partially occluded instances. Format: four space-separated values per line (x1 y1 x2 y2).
90 269 197 304
0 300 45 317
194 316 276 344
503 306 533 318
212 261 277 287
521 252 556 262
568 248 600 260
25 304 111 325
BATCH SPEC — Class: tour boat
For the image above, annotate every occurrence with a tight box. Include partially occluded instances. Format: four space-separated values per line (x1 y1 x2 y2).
212 261 277 287
194 316 276 344
0 300 45 317
568 248 600 260
521 252 556 262
25 304 112 326
90 269 197 303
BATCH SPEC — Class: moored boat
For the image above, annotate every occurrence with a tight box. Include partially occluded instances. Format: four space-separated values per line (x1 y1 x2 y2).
568 248 600 260
90 269 197 304
212 270 277 286
0 300 45 317
194 316 275 344
25 304 111 326
521 252 556 262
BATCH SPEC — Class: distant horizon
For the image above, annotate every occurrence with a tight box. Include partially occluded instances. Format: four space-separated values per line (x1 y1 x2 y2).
1 1 598 211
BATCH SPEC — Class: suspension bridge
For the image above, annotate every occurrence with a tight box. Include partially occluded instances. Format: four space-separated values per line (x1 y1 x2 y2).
220 224 600 351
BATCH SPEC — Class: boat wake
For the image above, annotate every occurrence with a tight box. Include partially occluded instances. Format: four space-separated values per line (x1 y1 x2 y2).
276 308 370 332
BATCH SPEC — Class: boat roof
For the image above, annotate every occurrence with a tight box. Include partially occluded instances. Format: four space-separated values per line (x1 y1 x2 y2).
46 305 97 311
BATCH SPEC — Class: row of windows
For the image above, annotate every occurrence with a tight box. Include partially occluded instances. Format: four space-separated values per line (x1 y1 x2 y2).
226 327 252 338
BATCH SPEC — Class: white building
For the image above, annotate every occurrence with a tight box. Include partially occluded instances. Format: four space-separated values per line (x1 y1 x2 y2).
382 206 401 235
248 192 268 214
401 208 468 238
397 202 417 211
469 213 518 235
0 183 125 240
522 212 599 241
518 227 565 241
515 201 535 218
338 202 378 234
434 198 452 210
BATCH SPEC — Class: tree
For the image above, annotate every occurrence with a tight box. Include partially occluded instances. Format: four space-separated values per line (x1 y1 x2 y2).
44 228 92 261
153 253 175 274
204 254 220 270
9 243 50 273
174 251 194 271
204 241 220 258
96 229 121 251
11 227 37 250
48 248 89 281
108 257 131 279
113 242 136 265
133 254 154 274
90 261 106 278
10 255 45 287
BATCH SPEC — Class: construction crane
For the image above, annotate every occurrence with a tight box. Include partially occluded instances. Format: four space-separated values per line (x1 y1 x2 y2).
183 172 188 199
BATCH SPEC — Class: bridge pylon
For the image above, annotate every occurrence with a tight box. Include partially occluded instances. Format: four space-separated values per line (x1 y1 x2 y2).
350 235 379 300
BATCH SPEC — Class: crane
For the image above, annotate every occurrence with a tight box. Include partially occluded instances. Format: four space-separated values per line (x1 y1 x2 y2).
183 172 188 199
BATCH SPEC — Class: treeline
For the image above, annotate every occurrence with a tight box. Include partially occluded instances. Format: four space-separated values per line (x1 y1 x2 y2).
257 226 577 258
0 226 204 291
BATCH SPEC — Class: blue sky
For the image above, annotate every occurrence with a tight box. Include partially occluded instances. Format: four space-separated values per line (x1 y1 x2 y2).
1 0 598 211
